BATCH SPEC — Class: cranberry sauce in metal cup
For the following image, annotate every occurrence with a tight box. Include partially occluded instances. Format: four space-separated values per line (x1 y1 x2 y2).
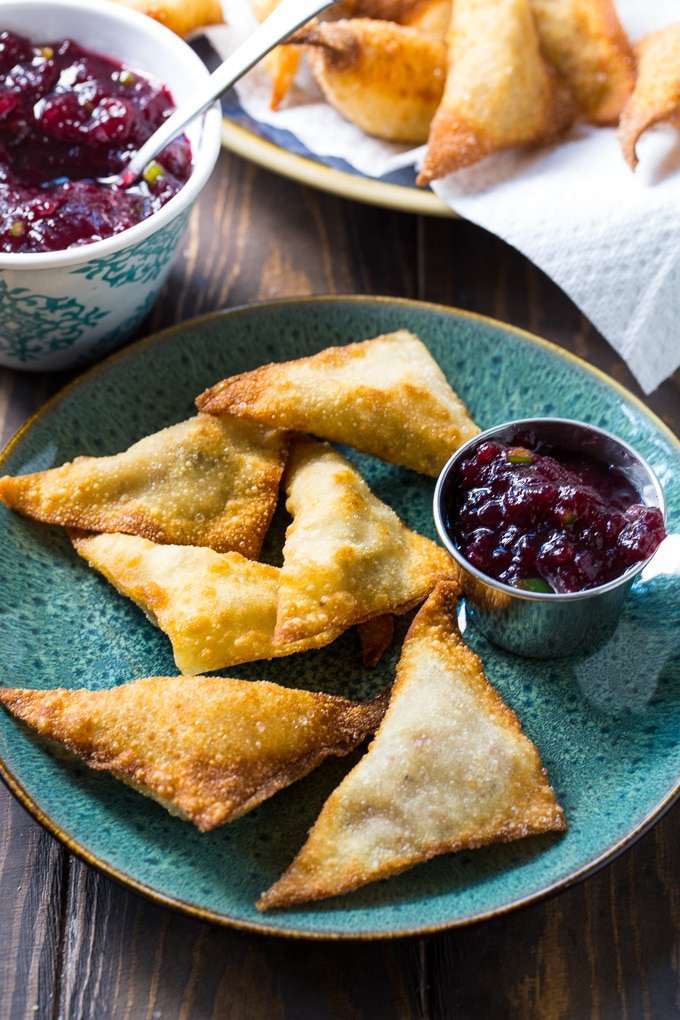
0 30 191 252
449 429 666 595
434 418 668 658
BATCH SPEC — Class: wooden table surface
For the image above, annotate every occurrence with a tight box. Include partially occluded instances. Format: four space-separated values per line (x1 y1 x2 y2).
1 146 679 1020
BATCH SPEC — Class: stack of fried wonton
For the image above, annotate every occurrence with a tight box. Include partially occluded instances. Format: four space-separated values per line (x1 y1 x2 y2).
0 329 568 908
253 0 680 180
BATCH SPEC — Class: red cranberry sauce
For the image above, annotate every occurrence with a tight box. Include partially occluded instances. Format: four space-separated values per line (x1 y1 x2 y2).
448 434 666 594
0 31 192 252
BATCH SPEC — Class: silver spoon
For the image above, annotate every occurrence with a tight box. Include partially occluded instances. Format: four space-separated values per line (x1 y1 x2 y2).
104 0 336 189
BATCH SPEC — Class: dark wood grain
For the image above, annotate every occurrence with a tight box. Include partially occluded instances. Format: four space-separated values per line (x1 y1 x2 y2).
1 147 679 1020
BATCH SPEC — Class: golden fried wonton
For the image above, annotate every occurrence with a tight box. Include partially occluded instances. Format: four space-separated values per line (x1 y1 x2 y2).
0 676 389 831
248 0 302 110
70 532 344 675
291 19 447 144
258 581 566 909
0 414 289 559
273 438 460 646
530 0 635 125
264 45 303 110
255 0 451 110
249 0 278 20
617 22 680 171
196 330 479 477
332 0 452 40
109 0 225 36
417 0 575 185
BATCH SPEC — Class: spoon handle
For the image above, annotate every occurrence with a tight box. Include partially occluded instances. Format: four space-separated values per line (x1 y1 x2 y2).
121 0 336 185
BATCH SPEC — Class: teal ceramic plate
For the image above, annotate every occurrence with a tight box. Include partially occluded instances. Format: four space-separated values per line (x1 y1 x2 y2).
1 297 679 940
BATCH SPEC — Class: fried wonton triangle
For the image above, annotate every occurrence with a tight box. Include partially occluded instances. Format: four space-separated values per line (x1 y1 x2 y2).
291 19 447 144
0 414 289 559
256 0 452 109
617 23 680 171
249 0 302 110
332 0 452 41
0 676 390 831
70 531 344 675
530 0 635 125
258 580 566 909
109 0 225 37
196 330 480 477
416 0 575 185
264 45 303 110
273 438 460 645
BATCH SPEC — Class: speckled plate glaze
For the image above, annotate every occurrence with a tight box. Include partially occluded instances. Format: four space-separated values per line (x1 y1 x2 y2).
1 297 679 940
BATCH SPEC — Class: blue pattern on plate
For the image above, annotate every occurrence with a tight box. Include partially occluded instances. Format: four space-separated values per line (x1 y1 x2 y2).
220 87 420 189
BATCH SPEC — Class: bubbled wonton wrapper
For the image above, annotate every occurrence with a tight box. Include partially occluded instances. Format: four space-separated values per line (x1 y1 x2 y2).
0 676 389 831
258 581 566 909
110 0 225 37
291 18 447 144
0 414 289 559
196 329 479 477
417 0 575 185
530 0 635 125
70 532 343 675
617 22 680 170
273 438 459 645
327 0 452 39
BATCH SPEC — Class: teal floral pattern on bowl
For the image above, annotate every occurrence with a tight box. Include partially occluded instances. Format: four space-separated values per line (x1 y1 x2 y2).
0 279 109 361
0 208 192 370
71 211 189 288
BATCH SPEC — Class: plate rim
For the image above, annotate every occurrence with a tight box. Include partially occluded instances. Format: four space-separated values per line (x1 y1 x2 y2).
220 118 454 218
4 295 677 455
1 294 679 941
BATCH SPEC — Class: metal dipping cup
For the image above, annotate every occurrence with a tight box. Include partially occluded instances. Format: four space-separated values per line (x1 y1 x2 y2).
433 418 667 659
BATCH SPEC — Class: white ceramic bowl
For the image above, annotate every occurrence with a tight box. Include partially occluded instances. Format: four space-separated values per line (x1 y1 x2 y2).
0 0 223 371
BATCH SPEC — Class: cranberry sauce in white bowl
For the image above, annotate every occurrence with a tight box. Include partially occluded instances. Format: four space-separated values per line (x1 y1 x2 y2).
0 29 192 252
0 0 222 371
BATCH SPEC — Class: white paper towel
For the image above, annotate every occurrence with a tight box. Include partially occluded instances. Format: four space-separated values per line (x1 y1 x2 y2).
208 0 680 393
